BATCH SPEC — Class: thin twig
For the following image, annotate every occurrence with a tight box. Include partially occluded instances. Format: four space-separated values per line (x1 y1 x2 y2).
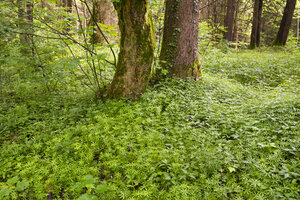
73 0 99 87
60 34 96 92
34 14 115 65
195 24 218 81
82 0 117 66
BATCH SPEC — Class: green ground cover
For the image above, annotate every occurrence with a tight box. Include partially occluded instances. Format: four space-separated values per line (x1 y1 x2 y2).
0 49 299 199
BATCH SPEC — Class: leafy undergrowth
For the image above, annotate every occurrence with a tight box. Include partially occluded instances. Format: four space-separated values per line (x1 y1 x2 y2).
0 50 300 199
204 48 300 88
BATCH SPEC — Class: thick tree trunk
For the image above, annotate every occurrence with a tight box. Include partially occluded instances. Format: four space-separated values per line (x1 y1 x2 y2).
273 0 297 45
250 0 263 49
159 0 200 79
108 0 155 99
224 0 236 41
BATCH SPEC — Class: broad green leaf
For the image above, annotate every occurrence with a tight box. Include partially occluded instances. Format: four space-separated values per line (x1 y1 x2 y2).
15 180 29 192
0 188 11 199
228 167 236 173
7 176 19 185
95 184 109 194
78 194 98 200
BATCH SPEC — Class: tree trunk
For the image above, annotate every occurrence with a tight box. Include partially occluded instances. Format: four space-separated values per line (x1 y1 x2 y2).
250 0 263 49
297 14 299 43
27 0 34 55
233 0 240 48
199 0 209 21
108 0 155 99
91 0 118 44
213 0 218 26
273 0 297 45
18 0 34 55
61 0 72 13
224 0 236 41
256 0 262 46
159 0 200 79
17 0 26 45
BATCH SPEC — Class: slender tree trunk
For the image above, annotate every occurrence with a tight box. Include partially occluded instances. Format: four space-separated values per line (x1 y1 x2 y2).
108 0 155 99
250 0 263 49
0 62 2 103
273 0 297 45
26 0 33 49
213 0 218 26
159 0 200 79
17 0 26 45
250 0 258 49
18 0 34 55
224 0 236 41
233 0 240 48
256 0 263 46
297 14 299 43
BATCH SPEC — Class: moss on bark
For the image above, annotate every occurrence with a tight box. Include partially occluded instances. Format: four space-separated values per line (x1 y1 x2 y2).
108 0 155 99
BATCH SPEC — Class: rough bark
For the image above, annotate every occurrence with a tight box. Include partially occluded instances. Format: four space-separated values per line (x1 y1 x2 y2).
250 0 263 49
273 0 297 45
108 0 155 99
159 0 200 79
224 0 236 41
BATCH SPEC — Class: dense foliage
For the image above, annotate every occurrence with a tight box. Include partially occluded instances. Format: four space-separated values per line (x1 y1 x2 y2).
1 49 299 199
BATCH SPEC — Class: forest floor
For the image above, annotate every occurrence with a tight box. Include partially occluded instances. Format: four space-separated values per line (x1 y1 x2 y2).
0 49 300 199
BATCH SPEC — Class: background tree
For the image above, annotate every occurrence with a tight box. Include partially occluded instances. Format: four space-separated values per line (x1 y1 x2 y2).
58 0 72 12
224 0 236 41
91 0 118 44
64 0 72 12
199 0 252 46
17 0 34 55
108 0 155 99
199 0 227 29
233 0 241 48
159 0 200 79
250 0 263 49
273 0 297 45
